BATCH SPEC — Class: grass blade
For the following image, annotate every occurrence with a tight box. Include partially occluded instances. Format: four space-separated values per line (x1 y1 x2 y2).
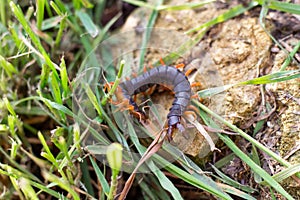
265 0 300 15
36 0 45 30
157 1 215 11
0 54 18 77
89 156 110 195
260 163 300 185
9 1 59 79
239 70 300 85
76 10 99 38
186 2 258 34
219 134 294 200
138 0 163 71
194 101 291 168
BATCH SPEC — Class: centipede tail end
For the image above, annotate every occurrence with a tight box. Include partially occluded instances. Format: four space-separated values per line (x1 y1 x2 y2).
167 126 174 142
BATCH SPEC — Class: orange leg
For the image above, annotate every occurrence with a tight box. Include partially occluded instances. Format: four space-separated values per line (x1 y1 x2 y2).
159 58 165 65
184 110 198 121
131 72 138 78
103 82 114 92
190 82 202 88
185 68 194 76
133 94 138 102
143 65 148 73
144 85 156 96
191 93 204 102
131 109 146 122
191 94 199 99
175 63 185 69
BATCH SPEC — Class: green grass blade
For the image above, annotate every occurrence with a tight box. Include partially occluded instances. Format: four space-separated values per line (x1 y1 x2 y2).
0 0 6 26
41 16 62 30
186 1 258 34
36 0 45 30
194 101 291 168
280 40 300 71
38 132 58 166
9 1 59 79
55 14 67 47
138 0 163 71
49 73 63 105
260 163 300 185
95 12 122 43
211 165 257 193
122 0 156 9
159 157 233 200
89 156 110 195
29 180 61 198
198 69 300 97
239 70 300 85
76 10 99 38
49 73 66 122
219 183 256 200
219 134 294 200
157 1 214 11
19 177 39 200
80 0 94 8
198 84 234 98
84 83 103 118
42 171 80 200
59 56 70 98
267 0 300 15
0 54 18 77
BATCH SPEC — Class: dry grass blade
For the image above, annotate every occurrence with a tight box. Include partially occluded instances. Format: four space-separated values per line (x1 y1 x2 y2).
185 113 218 152
118 129 166 200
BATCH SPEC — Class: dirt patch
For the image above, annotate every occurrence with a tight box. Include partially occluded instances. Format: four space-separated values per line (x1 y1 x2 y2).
267 50 300 197
210 17 272 125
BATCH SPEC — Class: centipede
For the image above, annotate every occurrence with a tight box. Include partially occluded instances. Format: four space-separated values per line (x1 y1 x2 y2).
118 65 192 140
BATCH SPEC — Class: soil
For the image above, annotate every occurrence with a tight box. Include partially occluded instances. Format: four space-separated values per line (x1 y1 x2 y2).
104 0 300 199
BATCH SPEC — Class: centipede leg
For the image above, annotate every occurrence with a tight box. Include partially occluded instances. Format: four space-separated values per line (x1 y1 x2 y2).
175 63 185 69
185 68 194 76
190 82 202 87
159 58 165 65
103 82 114 92
184 110 198 121
190 93 204 102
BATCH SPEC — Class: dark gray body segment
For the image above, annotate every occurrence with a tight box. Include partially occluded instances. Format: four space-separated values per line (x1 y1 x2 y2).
119 66 191 138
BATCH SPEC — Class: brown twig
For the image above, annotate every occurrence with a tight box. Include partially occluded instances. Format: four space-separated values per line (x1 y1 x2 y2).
117 129 166 200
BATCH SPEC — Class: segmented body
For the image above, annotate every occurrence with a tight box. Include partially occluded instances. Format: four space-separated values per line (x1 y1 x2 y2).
119 65 191 139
